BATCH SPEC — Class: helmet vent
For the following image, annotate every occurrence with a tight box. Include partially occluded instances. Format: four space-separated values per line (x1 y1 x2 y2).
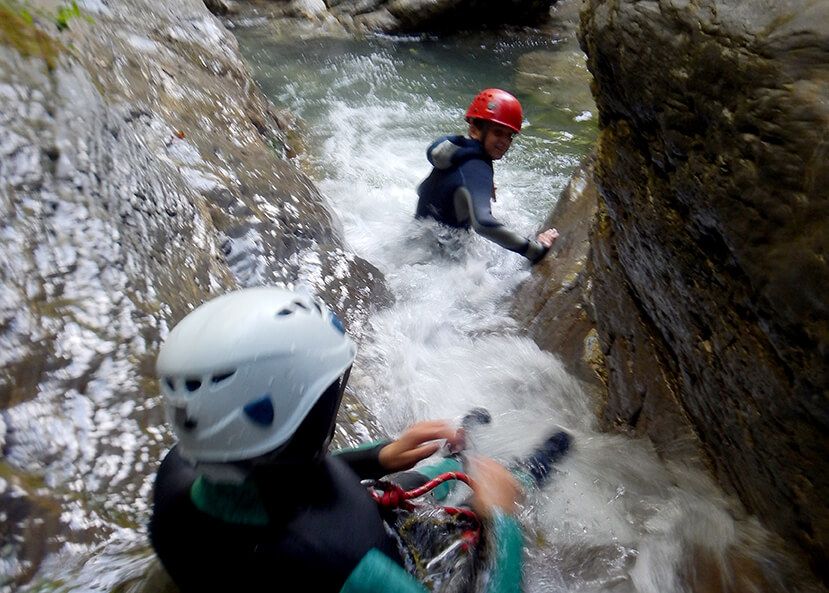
211 370 236 384
277 300 311 317
185 378 202 392
243 395 275 426
330 313 345 334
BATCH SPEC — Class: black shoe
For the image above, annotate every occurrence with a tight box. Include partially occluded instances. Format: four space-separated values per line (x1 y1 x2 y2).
460 407 492 430
524 430 572 486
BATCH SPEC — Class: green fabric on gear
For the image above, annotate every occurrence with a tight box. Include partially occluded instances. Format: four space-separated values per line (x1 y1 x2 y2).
190 476 268 526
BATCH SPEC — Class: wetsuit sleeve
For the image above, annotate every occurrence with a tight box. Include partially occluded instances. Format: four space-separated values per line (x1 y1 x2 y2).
340 549 428 593
333 440 392 480
454 159 548 264
426 136 461 170
482 512 524 593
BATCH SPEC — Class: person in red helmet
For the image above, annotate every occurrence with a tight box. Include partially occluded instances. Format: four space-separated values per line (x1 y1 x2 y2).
416 88 559 264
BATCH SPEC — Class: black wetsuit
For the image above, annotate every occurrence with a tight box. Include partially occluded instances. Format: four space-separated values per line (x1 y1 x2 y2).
149 444 398 591
416 135 548 263
149 444 522 593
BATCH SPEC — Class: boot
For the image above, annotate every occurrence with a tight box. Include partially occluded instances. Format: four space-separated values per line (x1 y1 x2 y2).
522 430 572 487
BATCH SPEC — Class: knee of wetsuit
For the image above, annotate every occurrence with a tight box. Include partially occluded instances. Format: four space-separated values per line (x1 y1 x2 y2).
417 457 464 501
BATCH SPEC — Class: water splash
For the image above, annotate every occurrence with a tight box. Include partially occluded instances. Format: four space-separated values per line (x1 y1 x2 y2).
232 28 805 593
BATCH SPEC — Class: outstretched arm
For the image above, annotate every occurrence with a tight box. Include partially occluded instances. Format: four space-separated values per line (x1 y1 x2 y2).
334 420 461 479
333 441 391 480
468 457 525 593
378 420 460 472
454 160 555 264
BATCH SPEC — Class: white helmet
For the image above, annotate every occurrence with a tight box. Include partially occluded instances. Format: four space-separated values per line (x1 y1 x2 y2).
156 286 356 464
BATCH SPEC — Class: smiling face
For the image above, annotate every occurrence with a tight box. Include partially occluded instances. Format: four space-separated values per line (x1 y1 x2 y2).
469 121 516 160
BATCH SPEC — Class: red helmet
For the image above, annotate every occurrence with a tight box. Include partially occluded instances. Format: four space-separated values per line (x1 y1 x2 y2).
465 88 523 133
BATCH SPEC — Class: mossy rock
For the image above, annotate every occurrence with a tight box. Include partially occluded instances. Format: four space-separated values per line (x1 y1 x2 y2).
0 1 61 69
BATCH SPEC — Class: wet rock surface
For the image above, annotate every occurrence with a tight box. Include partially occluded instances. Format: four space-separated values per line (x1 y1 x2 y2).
223 0 558 34
566 0 828 584
0 0 388 588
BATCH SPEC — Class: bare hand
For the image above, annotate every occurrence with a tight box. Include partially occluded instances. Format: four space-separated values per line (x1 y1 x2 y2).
536 228 559 248
378 420 461 473
468 457 523 518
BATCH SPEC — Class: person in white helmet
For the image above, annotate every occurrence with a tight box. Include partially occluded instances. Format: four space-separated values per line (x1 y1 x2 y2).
148 286 569 592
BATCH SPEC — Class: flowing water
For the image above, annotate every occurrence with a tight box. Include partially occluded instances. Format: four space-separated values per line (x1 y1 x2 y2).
2 19 806 593
229 26 785 593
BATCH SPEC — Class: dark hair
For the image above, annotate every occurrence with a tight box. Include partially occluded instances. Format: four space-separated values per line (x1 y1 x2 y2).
468 118 488 131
